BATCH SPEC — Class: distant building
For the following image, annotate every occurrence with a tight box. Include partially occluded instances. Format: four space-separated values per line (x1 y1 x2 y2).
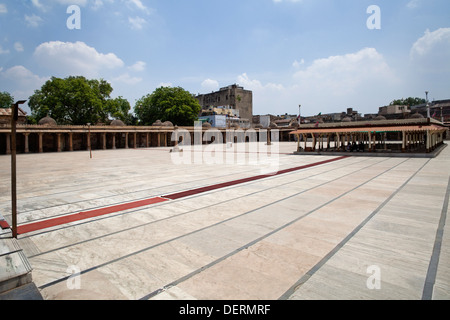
196 84 253 123
411 99 450 123
378 105 411 120
0 107 27 125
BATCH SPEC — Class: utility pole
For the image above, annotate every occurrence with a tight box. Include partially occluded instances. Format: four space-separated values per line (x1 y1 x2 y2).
11 100 27 238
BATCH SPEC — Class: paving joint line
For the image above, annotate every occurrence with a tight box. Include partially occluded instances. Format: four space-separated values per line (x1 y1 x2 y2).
38 156 395 291
278 158 432 300
422 175 450 300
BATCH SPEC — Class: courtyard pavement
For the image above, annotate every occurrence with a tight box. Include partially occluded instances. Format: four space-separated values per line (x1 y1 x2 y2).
0 141 449 300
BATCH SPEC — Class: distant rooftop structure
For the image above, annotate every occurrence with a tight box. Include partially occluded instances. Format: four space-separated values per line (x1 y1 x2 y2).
196 84 253 123
0 108 27 125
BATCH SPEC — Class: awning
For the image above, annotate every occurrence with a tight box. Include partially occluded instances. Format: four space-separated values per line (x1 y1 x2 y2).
290 125 446 135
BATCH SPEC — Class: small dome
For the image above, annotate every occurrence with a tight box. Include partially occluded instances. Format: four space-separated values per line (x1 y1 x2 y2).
254 124 263 129
374 115 387 121
152 120 163 126
202 122 212 128
411 112 424 119
162 121 174 127
110 119 126 126
38 115 57 126
342 117 352 122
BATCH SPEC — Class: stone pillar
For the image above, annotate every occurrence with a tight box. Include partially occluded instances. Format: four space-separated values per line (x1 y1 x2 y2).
68 133 73 151
402 131 406 152
102 133 107 150
23 133 30 153
146 133 150 148
57 133 62 152
157 133 161 147
133 132 137 149
125 133 129 149
38 133 43 153
6 133 11 155
87 132 91 151
112 134 116 149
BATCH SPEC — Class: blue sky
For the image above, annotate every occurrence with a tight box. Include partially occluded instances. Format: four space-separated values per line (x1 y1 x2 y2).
1 0 449 118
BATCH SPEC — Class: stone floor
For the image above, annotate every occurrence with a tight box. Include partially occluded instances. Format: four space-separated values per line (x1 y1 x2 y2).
0 141 448 300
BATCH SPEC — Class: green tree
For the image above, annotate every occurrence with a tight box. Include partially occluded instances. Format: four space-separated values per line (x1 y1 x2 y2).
134 86 201 126
0 91 14 108
390 97 426 107
28 76 130 125
105 96 132 124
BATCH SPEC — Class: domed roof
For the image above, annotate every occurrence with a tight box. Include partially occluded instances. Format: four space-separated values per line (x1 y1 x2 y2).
374 115 387 121
202 122 212 128
411 112 424 119
38 115 57 126
152 120 163 126
162 121 174 127
110 119 126 126
341 117 352 122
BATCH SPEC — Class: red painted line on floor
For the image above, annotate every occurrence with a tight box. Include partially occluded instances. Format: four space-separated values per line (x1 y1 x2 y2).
17 197 169 235
0 220 10 230
16 156 348 235
164 156 348 200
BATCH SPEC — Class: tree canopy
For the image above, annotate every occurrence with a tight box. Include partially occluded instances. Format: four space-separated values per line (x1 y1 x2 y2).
134 86 201 126
390 97 426 107
28 76 131 125
0 91 14 108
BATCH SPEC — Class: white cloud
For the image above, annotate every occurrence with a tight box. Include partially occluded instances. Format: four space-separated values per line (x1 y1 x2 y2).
407 0 420 9
125 0 151 14
0 3 7 14
235 48 399 116
292 59 304 68
112 73 142 85
33 41 124 78
410 28 450 72
31 0 45 10
0 45 9 54
25 14 44 27
0 66 49 108
14 42 24 52
128 61 146 72
273 0 303 3
293 47 395 96
91 0 114 10
201 79 220 92
53 0 88 6
128 16 147 30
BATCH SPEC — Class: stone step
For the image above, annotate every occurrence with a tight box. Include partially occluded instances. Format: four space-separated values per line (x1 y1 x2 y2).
0 235 34 296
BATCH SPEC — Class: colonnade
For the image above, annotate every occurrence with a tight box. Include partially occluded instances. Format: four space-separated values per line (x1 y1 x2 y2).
2 130 172 154
293 128 446 154
1 126 290 155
